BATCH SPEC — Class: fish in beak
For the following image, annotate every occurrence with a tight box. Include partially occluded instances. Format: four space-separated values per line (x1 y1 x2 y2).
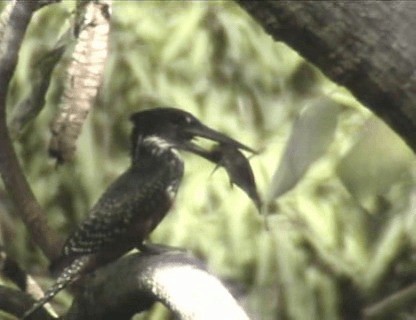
178 122 261 213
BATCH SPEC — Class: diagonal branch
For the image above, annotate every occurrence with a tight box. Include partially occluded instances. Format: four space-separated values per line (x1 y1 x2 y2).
363 283 416 319
8 41 67 139
0 0 62 260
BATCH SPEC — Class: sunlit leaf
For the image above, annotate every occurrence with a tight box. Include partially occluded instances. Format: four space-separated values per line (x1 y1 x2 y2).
267 97 341 201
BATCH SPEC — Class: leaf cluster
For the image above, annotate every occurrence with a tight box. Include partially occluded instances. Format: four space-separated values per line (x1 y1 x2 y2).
0 1 415 319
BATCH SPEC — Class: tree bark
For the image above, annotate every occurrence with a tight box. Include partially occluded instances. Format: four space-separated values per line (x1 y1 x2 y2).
237 1 416 152
65 251 250 320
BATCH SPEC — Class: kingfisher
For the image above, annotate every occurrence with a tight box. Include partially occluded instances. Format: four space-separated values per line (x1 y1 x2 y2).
23 107 256 318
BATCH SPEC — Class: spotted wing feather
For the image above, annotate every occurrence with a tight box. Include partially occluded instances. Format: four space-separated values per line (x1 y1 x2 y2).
60 165 179 260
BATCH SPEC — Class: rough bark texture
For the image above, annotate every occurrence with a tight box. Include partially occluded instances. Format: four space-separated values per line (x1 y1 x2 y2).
237 1 416 152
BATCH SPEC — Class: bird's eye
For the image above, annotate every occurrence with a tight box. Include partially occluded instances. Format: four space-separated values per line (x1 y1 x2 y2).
176 115 193 125
184 115 193 124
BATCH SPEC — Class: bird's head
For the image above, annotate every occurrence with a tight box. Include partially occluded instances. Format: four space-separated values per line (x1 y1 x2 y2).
130 107 255 159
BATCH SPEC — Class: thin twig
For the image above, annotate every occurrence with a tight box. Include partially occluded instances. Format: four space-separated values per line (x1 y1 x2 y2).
363 283 416 319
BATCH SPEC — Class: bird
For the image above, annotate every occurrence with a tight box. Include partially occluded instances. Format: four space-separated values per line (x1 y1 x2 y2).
23 107 255 319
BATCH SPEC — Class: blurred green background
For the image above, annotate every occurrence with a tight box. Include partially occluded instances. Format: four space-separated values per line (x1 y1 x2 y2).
1 1 415 319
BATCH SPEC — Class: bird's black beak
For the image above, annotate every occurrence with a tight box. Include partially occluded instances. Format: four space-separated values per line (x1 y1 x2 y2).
179 122 256 156
178 123 262 213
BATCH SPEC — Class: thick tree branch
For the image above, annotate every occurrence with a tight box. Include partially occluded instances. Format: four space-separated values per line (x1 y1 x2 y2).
65 250 250 320
0 1 62 260
237 1 416 152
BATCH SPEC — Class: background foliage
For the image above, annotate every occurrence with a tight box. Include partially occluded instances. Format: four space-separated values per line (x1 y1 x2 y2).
0 1 415 319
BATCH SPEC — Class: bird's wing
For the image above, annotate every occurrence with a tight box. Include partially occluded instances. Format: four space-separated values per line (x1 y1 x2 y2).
61 166 169 256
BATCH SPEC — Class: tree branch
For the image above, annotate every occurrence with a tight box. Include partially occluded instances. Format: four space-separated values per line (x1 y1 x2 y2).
0 0 62 260
237 1 416 152
363 283 416 319
9 41 67 139
65 250 250 320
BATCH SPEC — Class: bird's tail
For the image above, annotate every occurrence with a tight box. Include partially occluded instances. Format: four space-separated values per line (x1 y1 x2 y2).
22 256 89 319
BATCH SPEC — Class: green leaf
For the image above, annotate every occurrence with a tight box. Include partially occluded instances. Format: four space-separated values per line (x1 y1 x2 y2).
267 97 341 201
